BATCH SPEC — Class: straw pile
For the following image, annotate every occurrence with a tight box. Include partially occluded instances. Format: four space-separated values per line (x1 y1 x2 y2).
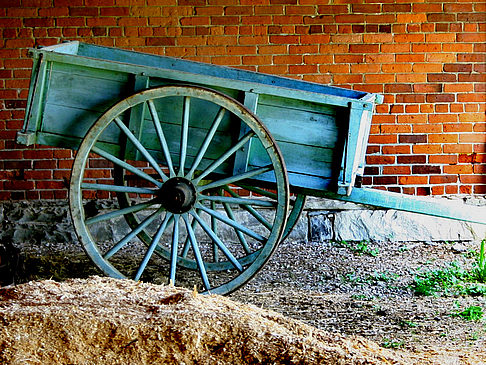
0 277 462 364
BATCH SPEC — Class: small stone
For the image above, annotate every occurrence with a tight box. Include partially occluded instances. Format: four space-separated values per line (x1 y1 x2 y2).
451 243 468 253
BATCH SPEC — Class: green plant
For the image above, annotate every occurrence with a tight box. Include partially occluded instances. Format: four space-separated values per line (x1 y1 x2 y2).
474 239 486 283
453 305 484 321
381 339 404 349
412 262 472 296
338 240 379 257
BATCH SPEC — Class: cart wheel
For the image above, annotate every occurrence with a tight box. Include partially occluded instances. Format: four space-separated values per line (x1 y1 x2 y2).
70 85 289 295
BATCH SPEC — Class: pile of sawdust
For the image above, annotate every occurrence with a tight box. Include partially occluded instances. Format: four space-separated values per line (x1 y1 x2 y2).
0 277 462 364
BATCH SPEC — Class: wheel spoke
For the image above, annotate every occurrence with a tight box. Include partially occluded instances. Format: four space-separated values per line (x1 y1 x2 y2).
147 100 176 177
211 201 219 263
193 131 255 184
237 183 278 200
114 117 169 181
190 210 243 272
81 182 157 195
223 186 273 231
134 213 172 281
104 206 165 260
182 214 211 290
197 165 272 192
198 194 276 208
178 96 190 176
92 146 163 188
186 107 226 179
222 202 251 254
169 214 180 284
195 203 266 242
85 199 158 226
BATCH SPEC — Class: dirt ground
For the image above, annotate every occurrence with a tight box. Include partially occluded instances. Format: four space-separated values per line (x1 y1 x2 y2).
1 237 485 364
231 239 486 362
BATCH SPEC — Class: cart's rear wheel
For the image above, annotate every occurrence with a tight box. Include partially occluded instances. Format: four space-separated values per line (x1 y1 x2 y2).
69 85 289 295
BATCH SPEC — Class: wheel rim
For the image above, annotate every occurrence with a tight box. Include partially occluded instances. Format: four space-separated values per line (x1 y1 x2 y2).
69 85 289 295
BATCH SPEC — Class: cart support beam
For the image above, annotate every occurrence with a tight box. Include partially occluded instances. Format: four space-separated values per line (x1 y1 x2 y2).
325 187 486 226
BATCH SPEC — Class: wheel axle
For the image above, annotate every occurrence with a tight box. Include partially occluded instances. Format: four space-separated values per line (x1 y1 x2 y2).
158 177 196 214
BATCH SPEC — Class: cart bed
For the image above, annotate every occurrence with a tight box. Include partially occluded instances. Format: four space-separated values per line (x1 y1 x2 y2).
19 41 381 196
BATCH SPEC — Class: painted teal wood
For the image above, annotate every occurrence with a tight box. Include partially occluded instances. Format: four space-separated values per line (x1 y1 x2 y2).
323 188 486 226
20 41 379 197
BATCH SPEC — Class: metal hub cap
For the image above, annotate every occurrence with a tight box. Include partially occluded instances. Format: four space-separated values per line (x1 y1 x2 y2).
158 177 196 214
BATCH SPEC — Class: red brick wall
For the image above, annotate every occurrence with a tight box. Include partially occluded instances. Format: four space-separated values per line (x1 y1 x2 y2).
1 0 485 200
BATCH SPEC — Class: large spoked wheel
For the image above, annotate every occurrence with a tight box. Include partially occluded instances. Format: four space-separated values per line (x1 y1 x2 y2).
69 85 289 295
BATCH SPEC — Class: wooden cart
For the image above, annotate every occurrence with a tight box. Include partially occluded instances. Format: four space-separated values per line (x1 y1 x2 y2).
17 42 486 295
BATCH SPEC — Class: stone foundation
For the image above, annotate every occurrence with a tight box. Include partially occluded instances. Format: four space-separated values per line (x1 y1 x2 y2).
1 199 484 248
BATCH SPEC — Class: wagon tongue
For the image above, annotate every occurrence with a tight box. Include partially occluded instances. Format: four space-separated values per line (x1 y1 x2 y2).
157 177 197 214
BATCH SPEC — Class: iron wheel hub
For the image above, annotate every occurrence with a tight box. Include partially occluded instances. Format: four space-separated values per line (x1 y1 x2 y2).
158 177 197 214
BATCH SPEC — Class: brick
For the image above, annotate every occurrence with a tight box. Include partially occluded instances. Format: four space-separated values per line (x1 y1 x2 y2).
374 176 397 185
4 180 35 191
428 134 458 144
366 156 395 165
412 165 441 175
426 94 455 103
382 145 411 154
443 144 473 154
349 44 379 54
270 35 299 44
444 165 474 175
397 155 426 164
24 18 55 27
399 134 427 144
383 4 411 12
431 155 459 168
443 63 473 73
444 124 473 133
460 134 486 143
427 13 455 22
383 166 411 175
397 13 427 24
399 176 428 185
366 14 396 24
397 114 427 124
335 14 365 23
352 4 381 13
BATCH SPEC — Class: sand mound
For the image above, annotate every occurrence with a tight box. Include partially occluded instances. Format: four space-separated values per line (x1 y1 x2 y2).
0 277 456 364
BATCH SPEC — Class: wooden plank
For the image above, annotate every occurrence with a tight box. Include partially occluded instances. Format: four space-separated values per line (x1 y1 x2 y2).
256 103 340 149
34 49 358 108
44 64 129 113
41 104 121 143
337 102 372 195
248 139 334 178
258 94 337 116
77 42 367 100
233 91 258 175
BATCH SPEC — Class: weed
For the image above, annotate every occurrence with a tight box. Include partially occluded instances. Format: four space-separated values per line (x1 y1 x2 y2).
474 239 486 283
452 305 484 321
381 339 404 349
399 319 419 328
369 271 399 283
413 262 470 296
338 240 379 257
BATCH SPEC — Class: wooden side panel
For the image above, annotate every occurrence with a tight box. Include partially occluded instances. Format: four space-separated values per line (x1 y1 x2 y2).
249 94 344 190
39 62 131 148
